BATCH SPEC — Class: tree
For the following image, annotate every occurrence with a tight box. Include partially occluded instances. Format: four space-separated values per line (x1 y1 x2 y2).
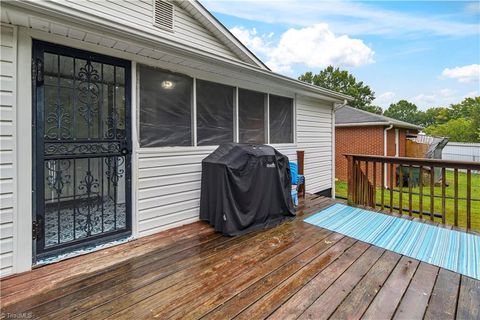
383 100 419 124
433 107 452 124
363 105 383 115
450 97 480 138
424 118 479 143
450 97 480 119
298 66 376 112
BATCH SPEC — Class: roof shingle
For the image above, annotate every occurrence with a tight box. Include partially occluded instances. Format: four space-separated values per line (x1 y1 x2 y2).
335 106 423 130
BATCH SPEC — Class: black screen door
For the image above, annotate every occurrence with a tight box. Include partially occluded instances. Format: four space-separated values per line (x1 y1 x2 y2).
32 41 132 261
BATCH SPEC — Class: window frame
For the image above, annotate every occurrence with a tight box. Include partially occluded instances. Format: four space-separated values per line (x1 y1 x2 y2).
268 93 295 145
237 87 269 145
195 78 236 146
138 64 194 148
136 63 297 150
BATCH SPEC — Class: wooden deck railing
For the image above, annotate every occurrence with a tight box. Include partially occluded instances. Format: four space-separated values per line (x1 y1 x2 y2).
345 154 480 232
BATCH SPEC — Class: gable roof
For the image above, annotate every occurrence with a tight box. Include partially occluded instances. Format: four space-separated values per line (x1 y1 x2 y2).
2 0 353 102
177 1 269 70
335 106 423 130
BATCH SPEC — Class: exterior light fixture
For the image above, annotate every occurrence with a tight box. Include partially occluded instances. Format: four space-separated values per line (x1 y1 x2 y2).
161 80 175 89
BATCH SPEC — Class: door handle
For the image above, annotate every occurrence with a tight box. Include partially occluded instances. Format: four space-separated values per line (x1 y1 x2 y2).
121 148 129 155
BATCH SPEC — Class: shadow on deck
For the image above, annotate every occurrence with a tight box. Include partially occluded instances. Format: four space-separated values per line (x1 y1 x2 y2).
1 195 479 319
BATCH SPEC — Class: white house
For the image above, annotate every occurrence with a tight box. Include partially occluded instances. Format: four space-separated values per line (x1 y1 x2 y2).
0 0 350 277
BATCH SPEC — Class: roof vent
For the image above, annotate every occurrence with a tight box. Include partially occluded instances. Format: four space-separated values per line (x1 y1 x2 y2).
153 0 174 31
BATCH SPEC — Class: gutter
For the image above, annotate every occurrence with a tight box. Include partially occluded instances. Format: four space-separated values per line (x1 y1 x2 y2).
333 99 348 111
336 122 422 130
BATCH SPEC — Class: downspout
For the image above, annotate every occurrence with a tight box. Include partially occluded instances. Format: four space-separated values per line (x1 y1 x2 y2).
332 99 347 198
384 124 393 185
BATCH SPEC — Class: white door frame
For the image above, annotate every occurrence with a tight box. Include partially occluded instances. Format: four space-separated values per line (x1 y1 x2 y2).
15 27 141 273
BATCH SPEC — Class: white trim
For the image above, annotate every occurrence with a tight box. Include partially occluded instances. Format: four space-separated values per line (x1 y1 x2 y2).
137 145 218 156
192 77 197 147
268 143 298 149
15 28 33 273
266 93 270 144
331 105 336 198
293 94 298 144
6 24 19 274
234 87 239 143
336 122 421 130
267 94 296 145
336 122 389 127
131 61 139 238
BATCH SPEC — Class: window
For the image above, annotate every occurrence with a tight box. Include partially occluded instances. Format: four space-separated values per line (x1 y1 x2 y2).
269 95 294 143
139 65 193 147
196 79 234 146
238 89 266 144
138 65 295 147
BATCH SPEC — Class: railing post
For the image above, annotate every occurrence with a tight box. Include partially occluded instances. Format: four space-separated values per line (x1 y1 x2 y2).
467 169 471 231
454 169 458 227
297 150 305 198
419 165 423 219
430 166 435 221
381 162 385 211
346 155 354 205
441 167 446 225
372 162 377 209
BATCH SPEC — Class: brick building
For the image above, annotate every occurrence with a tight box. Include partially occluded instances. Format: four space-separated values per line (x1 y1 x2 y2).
335 106 422 183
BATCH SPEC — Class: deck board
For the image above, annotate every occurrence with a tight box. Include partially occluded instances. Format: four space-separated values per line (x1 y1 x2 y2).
1 195 478 319
297 246 385 320
424 268 460 320
392 262 439 320
329 250 401 320
362 256 419 319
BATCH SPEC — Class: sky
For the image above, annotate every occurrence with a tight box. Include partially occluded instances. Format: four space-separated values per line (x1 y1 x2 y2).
202 0 480 110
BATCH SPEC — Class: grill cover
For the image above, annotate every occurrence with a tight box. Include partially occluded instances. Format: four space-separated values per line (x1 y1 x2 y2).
200 143 295 236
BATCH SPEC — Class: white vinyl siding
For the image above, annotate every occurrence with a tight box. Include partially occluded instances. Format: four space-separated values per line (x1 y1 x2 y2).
295 96 333 193
0 25 16 277
274 96 333 193
136 96 333 237
137 149 212 237
46 0 242 61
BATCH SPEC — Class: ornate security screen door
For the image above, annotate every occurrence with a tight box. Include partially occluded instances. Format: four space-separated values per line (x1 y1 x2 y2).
33 41 132 260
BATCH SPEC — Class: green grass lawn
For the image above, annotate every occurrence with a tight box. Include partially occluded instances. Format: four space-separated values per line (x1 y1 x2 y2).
335 170 480 232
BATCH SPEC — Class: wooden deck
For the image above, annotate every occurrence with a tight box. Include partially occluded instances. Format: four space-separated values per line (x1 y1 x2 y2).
1 195 479 319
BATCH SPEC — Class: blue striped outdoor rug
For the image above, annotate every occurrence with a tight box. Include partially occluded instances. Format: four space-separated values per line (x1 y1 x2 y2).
304 204 479 280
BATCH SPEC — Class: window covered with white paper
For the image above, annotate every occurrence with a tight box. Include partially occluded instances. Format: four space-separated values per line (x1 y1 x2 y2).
269 95 294 143
239 89 266 144
139 65 193 147
196 79 234 146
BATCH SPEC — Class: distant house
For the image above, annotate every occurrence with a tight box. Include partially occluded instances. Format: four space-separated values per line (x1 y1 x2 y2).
335 106 422 182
